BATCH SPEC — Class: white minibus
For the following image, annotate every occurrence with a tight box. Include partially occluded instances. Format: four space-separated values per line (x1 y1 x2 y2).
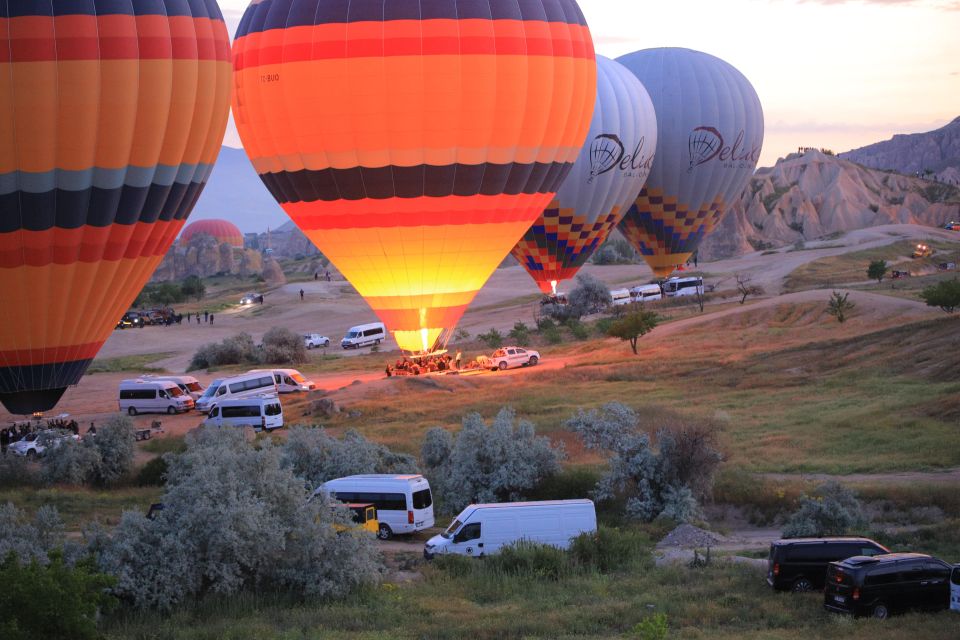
663 276 704 297
194 372 278 412
139 374 204 400
119 379 195 416
610 288 633 306
424 499 596 559
630 283 663 303
248 369 316 393
317 474 434 539
204 397 283 431
341 322 386 349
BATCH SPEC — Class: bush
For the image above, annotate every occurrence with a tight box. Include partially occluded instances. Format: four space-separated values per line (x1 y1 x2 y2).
0 455 39 489
826 291 854 323
508 321 531 345
565 318 590 340
93 428 384 610
41 416 135 486
919 278 960 313
180 275 205 301
477 328 504 349
566 403 722 522
135 456 168 487
0 552 116 640
487 541 570 580
569 526 652 573
606 309 659 354
632 613 669 640
567 273 612 317
541 324 563 344
261 327 308 365
189 332 258 370
0 503 65 565
421 408 564 514
782 482 869 538
281 427 418 490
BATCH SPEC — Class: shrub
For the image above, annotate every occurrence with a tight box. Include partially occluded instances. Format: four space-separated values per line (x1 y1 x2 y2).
606 310 659 354
41 437 101 486
782 481 869 538
919 278 960 313
569 526 652 573
135 456 168 487
0 503 64 565
189 332 258 370
487 541 570 580
867 259 888 284
180 275 205 301
477 328 504 349
508 321 531 345
0 455 39 489
281 427 418 490
0 552 116 640
565 318 590 340
826 291 854 323
93 428 384 610
566 403 722 522
567 273 612 317
260 327 308 365
632 613 669 640
422 408 564 514
41 415 135 486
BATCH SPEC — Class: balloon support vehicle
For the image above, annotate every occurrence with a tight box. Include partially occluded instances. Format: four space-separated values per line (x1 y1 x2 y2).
488 347 541 371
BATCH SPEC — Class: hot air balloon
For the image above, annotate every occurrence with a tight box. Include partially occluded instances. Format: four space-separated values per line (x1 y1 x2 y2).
0 1 232 414
232 0 596 354
615 48 764 278
181 219 245 248
511 55 657 295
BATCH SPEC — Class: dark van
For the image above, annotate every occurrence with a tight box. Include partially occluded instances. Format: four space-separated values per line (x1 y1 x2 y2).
767 537 889 592
824 553 953 619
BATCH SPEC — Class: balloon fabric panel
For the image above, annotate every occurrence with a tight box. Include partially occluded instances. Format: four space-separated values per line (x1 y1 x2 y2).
0 0 232 414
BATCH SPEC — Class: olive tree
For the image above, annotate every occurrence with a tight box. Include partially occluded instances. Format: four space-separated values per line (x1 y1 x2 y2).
919 278 960 313
782 482 869 538
42 415 135 486
421 408 564 513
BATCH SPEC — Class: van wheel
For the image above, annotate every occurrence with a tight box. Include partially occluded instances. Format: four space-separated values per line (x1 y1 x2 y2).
871 603 889 619
498 361 508 371
375 339 381 345
791 577 812 593
128 407 138 416
528 356 538 366
167 406 176 415
26 449 36 459
377 524 393 540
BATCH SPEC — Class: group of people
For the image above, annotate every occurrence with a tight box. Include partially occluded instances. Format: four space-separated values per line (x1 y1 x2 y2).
385 351 463 377
314 270 332 281
0 418 93 453
184 311 215 325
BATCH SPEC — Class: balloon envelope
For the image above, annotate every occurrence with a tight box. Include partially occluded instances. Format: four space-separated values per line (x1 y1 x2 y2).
231 0 596 353
0 0 232 414
512 55 657 294
181 219 244 248
616 48 764 278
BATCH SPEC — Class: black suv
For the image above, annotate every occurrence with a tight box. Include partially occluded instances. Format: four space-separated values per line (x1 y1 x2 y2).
824 553 954 619
767 537 889 592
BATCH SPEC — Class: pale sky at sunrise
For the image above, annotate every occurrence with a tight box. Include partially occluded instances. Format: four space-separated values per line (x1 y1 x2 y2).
216 0 960 168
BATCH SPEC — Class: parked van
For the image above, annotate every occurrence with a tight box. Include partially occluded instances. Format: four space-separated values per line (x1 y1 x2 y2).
341 322 386 349
630 283 662 303
317 474 434 539
824 553 954 618
195 372 278 412
663 276 704 297
423 499 597 559
203 396 283 431
610 288 633 306
249 369 316 393
767 537 889 592
119 379 195 416
952 565 960 612
139 375 204 400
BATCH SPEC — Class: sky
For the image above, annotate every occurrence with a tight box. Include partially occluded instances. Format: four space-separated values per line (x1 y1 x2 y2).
216 0 960 168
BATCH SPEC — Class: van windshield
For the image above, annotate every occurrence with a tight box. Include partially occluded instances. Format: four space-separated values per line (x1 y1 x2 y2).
199 383 221 399
346 331 359 338
167 386 184 397
291 373 306 383
185 382 202 392
441 519 463 540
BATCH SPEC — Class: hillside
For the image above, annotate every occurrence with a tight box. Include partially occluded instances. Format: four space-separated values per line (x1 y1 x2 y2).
700 150 960 259
839 116 960 180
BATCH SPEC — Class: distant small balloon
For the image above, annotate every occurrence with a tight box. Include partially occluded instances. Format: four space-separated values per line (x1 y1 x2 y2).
616 48 764 278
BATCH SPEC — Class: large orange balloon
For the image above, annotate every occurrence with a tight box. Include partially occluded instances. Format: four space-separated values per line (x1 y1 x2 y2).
232 0 596 353
0 0 232 414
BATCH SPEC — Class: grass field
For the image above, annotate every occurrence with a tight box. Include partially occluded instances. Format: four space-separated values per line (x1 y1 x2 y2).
87 353 174 374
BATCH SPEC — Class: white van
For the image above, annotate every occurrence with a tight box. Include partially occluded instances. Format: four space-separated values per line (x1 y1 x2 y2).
663 276 704 297
204 396 283 431
317 474 434 539
194 372 278 412
610 288 633 306
630 283 662 303
139 374 204 400
119 379 195 416
341 322 386 349
248 369 316 393
423 499 596 559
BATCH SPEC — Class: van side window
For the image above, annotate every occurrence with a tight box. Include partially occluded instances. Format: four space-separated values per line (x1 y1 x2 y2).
860 546 883 556
864 568 899 586
265 403 282 416
222 405 260 418
217 386 227 396
454 523 481 543
412 489 432 509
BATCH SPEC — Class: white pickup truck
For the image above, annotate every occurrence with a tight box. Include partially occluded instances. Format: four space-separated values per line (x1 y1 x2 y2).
304 333 331 349
488 346 540 371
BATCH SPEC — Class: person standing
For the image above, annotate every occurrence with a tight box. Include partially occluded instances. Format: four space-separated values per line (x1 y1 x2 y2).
196 314 200 325
455 350 462 370
210 314 214 325
204 310 208 322
299 288 304 301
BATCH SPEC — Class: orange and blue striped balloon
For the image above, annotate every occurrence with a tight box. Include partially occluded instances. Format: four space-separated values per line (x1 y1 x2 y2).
232 0 596 353
0 0 232 414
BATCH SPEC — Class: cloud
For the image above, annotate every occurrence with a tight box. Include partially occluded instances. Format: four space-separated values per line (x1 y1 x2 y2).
791 0 959 7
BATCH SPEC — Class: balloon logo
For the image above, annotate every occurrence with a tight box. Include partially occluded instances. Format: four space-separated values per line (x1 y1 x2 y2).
512 55 657 295
0 0 232 414
617 48 764 279
688 126 723 173
232 0 597 353
589 134 625 182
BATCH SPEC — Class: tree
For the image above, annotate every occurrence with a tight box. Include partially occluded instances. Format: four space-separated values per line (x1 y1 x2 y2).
867 259 888 284
477 328 503 349
735 274 764 305
261 327 308 365
508 321 531 345
782 482 868 538
826 291 854 323
606 309 659 354
566 273 612 318
40 416 136 487
421 408 564 513
180 275 206 301
919 278 960 313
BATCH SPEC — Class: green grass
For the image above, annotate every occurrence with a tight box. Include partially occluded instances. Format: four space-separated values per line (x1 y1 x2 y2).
87 353 173 374
0 487 162 530
141 435 187 455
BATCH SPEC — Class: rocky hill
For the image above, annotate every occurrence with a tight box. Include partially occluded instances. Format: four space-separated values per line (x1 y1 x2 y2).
700 150 960 260
838 117 960 183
